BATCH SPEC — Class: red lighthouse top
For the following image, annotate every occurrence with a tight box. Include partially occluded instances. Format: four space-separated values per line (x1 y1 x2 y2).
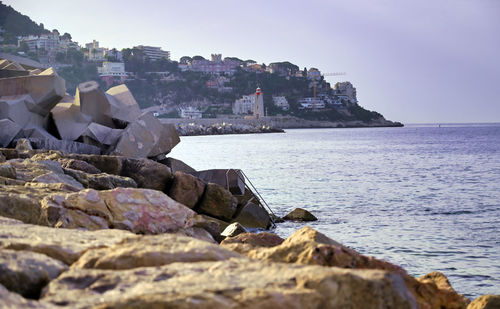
255 87 262 95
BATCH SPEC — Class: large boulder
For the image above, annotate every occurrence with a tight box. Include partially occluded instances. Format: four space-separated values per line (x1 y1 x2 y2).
74 81 114 127
0 118 22 147
72 233 240 270
160 157 196 174
0 216 134 265
0 67 65 116
62 167 137 190
0 249 67 299
105 84 141 124
121 157 173 191
41 188 198 234
50 102 91 141
232 201 271 229
168 171 206 209
197 182 238 221
81 122 122 148
41 259 417 308
191 169 245 195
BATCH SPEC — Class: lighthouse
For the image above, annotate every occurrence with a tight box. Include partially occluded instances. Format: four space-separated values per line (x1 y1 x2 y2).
253 87 264 118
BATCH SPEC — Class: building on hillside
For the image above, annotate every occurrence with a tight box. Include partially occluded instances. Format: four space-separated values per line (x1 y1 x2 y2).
272 96 289 110
333 81 357 104
98 61 127 86
135 45 170 61
190 58 239 75
85 40 107 61
307 68 321 80
104 49 123 61
232 88 265 118
18 32 60 52
244 63 265 73
298 97 326 109
180 107 202 119
211 54 222 62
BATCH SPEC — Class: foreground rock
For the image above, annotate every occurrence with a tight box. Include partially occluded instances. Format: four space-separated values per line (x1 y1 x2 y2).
42 258 416 308
221 227 469 309
467 295 500 309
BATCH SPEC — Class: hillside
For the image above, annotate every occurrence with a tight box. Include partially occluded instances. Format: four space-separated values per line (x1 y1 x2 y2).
0 2 48 44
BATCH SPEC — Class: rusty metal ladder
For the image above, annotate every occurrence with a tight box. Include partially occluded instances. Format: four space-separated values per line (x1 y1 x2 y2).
225 169 277 228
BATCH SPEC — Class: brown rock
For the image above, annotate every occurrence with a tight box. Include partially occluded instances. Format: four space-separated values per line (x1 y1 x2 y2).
220 232 285 255
0 216 134 265
467 295 500 309
41 259 417 308
41 188 198 234
220 222 247 238
72 233 240 270
121 157 172 191
160 157 196 174
63 167 137 190
232 201 271 229
283 207 318 221
0 249 67 299
168 171 206 208
197 182 237 221
60 158 101 174
0 283 49 309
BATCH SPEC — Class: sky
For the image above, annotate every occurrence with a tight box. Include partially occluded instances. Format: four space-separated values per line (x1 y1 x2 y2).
4 0 500 123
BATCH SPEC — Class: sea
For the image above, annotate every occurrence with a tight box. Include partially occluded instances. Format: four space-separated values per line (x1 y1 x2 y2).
168 123 500 299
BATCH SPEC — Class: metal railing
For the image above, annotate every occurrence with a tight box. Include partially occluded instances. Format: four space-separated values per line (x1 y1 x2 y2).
225 169 276 228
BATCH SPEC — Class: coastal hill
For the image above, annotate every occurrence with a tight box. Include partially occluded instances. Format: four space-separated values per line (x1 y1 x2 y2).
0 2 401 127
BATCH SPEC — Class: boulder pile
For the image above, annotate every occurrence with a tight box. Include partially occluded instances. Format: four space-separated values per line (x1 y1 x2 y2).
0 60 179 158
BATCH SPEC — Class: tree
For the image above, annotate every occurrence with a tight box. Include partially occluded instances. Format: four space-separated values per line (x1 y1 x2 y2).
180 56 192 64
192 55 205 61
61 32 72 40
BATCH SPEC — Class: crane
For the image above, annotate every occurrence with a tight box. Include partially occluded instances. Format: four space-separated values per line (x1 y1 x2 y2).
312 72 347 109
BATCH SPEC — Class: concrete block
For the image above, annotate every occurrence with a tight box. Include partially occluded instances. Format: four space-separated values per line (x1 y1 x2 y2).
51 102 91 141
0 94 33 128
0 67 65 116
27 138 101 155
0 119 22 147
105 84 141 124
82 122 123 147
191 169 245 195
111 116 154 158
74 81 114 127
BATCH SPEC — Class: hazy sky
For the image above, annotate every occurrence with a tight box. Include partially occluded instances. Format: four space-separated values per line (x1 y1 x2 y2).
5 0 500 123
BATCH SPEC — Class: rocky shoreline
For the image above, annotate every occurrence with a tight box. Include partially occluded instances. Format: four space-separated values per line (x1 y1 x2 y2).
0 60 497 308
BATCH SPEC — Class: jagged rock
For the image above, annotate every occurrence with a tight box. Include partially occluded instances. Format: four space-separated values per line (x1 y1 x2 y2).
72 233 240 270
149 122 180 158
41 258 417 308
63 167 137 190
283 207 318 221
232 201 271 229
60 158 101 174
105 84 141 124
41 188 197 234
228 227 468 309
74 81 114 127
220 232 285 255
0 284 49 309
14 138 32 152
32 171 85 191
197 183 238 221
221 222 247 238
0 67 65 116
191 169 245 195
0 118 22 147
27 137 101 154
51 102 91 140
168 171 206 209
67 153 123 175
417 272 470 308
0 249 68 299
0 94 34 128
160 157 196 174
0 216 134 265
467 295 500 309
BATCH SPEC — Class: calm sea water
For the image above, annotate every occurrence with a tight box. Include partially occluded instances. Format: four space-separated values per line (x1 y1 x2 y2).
168 124 500 298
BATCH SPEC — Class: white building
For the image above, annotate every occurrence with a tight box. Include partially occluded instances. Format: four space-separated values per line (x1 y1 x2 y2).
135 45 170 61
180 107 202 119
233 95 255 115
85 40 107 61
298 97 326 109
333 82 357 104
272 96 289 110
98 62 126 76
18 33 60 52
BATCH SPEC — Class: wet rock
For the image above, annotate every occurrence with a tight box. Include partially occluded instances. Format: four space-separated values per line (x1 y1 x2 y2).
41 258 416 308
41 188 197 234
221 222 247 238
283 207 318 221
168 171 206 209
0 249 68 299
72 233 240 270
467 295 500 309
232 201 271 229
197 183 238 221
0 118 22 147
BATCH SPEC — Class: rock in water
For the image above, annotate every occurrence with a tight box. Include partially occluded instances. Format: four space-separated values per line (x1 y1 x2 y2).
232 201 271 229
467 295 500 309
283 207 318 221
